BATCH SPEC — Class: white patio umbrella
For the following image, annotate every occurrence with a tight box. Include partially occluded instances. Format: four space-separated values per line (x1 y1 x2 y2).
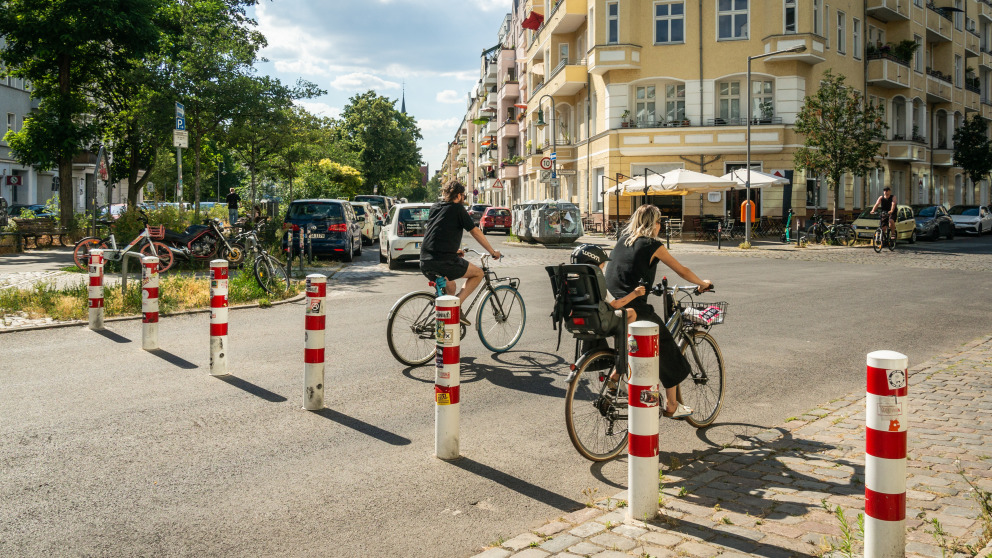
720 169 789 187
652 168 736 195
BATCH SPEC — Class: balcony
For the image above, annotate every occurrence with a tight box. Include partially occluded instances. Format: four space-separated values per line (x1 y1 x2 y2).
867 55 912 89
760 34 827 65
499 163 520 180
926 6 953 42
498 80 519 103
588 44 641 75
982 99 992 120
497 121 519 140
542 60 586 97
982 48 992 71
482 63 498 86
925 70 953 102
965 82 981 112
966 29 981 58
932 149 954 166
486 91 498 107
545 0 586 36
610 123 786 157
981 0 992 22
866 0 910 22
885 140 927 162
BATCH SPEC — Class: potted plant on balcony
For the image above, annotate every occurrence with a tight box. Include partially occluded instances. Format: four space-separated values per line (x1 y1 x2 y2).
758 101 774 124
892 40 919 65
620 110 631 128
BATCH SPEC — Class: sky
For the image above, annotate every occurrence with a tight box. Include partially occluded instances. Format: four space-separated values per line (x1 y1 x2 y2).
250 0 514 177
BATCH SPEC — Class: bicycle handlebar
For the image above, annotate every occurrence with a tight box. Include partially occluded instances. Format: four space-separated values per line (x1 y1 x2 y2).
646 280 715 297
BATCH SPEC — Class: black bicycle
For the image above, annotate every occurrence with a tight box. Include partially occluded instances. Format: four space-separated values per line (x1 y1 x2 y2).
872 211 897 253
564 278 727 462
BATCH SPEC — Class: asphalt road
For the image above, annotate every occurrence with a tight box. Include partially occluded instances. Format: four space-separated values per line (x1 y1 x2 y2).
1 233 990 557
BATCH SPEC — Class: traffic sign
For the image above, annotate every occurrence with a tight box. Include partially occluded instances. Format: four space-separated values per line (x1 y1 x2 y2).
173 130 188 148
175 117 186 131
549 178 561 189
556 169 576 176
550 152 556 161
539 170 552 182
175 102 184 118
491 179 504 190
540 157 552 170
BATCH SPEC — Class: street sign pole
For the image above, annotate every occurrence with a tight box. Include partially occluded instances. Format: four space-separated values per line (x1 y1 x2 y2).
175 102 185 203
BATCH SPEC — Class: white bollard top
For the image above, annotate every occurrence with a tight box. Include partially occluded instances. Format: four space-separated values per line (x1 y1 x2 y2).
141 256 159 264
306 273 327 283
867 350 908 370
210 259 228 268
436 295 459 308
628 320 659 336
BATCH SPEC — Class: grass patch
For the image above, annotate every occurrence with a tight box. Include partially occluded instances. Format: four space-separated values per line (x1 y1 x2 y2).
0 270 300 321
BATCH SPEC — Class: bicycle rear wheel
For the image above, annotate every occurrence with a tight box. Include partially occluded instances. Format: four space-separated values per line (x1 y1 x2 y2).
476 285 526 352
254 254 289 295
676 331 725 428
73 238 108 270
840 225 858 246
565 350 629 462
386 292 438 367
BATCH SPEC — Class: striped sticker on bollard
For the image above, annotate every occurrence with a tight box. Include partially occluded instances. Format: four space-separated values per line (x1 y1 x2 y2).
435 296 460 460
209 260 229 376
141 256 159 350
88 249 105 330
627 321 660 521
303 274 326 411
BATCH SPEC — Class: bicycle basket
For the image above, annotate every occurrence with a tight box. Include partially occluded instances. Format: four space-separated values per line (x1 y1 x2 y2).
147 225 165 240
680 301 728 326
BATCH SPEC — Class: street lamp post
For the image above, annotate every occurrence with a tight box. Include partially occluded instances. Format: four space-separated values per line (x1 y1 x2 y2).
216 161 224 203
745 44 807 245
602 172 632 234
535 94 558 200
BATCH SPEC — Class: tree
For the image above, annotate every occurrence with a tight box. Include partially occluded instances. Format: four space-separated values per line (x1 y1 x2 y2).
794 70 887 220
294 160 363 200
339 91 423 194
269 107 324 202
953 114 992 202
0 0 161 224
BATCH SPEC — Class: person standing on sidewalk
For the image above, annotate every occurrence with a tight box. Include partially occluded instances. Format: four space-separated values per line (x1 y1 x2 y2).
419 181 501 324
605 204 712 419
226 188 241 226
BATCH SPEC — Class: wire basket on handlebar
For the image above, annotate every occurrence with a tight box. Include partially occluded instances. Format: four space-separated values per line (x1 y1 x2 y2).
679 300 728 326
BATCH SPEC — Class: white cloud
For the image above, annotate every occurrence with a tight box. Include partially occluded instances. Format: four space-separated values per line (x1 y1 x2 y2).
294 100 341 119
436 90 463 104
330 73 401 92
419 117 461 133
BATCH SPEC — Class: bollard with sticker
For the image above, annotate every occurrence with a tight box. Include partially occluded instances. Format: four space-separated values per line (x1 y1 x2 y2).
88 249 105 330
141 256 159 350
303 274 326 410
434 295 460 460
627 321 660 520
864 350 909 558
209 260 229 376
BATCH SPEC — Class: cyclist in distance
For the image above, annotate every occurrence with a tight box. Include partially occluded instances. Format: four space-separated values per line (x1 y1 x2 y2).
420 181 501 323
605 204 712 419
870 186 897 242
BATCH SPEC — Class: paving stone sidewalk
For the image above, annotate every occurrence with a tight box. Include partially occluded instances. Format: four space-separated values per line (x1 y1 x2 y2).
469 335 992 558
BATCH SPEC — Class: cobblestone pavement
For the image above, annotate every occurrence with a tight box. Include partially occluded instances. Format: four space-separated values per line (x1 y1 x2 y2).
467 335 992 558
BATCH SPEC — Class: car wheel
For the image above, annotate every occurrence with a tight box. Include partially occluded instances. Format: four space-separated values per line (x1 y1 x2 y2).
978 224 984 236
343 238 354 263
482 228 488 235
387 249 400 270
355 235 362 256
948 227 955 240
379 245 387 263
909 230 917 244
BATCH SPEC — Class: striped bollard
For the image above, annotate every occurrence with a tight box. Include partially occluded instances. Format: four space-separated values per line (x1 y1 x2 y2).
303 274 326 410
865 350 909 558
627 321 660 520
88 249 105 330
141 256 159 350
209 260 229 376
435 296 460 460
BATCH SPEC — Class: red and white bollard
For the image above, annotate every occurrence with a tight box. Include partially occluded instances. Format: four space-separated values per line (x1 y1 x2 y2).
865 350 909 558
209 260 229 376
627 321 660 520
141 256 159 350
435 295 460 460
87 249 105 330
303 274 326 410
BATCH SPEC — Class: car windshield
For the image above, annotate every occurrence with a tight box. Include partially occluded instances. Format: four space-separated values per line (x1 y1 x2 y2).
471 205 489 212
857 208 882 219
399 207 431 221
287 202 344 222
351 205 366 216
355 196 385 210
914 206 936 218
948 206 979 216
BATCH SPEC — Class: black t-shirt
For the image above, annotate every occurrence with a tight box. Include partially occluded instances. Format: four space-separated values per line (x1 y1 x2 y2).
226 192 241 210
878 195 894 213
420 202 475 261
605 235 663 309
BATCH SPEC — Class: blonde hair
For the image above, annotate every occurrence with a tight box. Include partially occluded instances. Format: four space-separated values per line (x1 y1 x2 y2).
621 205 662 246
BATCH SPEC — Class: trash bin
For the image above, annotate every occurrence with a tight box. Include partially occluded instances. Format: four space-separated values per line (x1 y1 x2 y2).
532 199 582 245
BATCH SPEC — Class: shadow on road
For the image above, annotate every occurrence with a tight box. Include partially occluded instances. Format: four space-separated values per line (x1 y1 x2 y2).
447 456 584 512
94 329 131 343
146 348 198 369
215 375 288 403
314 408 411 446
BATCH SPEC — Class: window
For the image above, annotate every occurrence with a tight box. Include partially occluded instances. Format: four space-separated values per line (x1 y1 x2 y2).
955 54 963 87
836 11 846 54
751 80 774 121
718 81 741 120
868 25 885 49
6 113 13 135
813 0 822 36
913 0 921 6
559 43 569 65
717 0 748 40
606 2 619 44
914 35 922 72
665 84 686 121
954 0 963 31
635 85 656 126
784 0 796 34
655 1 685 44
806 176 822 207
825 5 830 48
853 19 862 60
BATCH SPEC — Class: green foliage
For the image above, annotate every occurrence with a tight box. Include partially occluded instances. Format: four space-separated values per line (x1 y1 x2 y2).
794 70 887 212
294 160 363 200
339 91 424 195
953 114 992 191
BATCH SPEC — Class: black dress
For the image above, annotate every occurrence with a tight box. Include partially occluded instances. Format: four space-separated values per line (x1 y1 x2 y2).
605 235 691 389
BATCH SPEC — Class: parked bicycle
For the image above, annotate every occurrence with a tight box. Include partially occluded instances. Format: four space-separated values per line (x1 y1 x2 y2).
73 222 174 272
386 248 526 366
559 273 726 462
232 221 290 294
872 211 896 253
806 213 857 246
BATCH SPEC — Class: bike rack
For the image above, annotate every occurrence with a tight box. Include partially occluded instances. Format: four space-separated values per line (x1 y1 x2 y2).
120 251 144 295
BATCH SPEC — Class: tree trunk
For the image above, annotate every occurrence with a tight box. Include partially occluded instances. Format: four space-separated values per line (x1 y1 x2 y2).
58 53 74 226
250 168 257 224
194 135 202 218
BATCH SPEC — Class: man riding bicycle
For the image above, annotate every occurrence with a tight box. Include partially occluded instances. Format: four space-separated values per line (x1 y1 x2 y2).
870 186 897 242
420 181 501 323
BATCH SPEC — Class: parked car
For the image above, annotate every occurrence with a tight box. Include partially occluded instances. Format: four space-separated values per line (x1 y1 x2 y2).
9 204 56 218
948 204 992 235
467 203 491 225
379 202 432 270
910 205 955 241
852 204 917 243
354 194 393 216
479 206 511 234
349 201 380 245
282 199 363 262
98 204 128 220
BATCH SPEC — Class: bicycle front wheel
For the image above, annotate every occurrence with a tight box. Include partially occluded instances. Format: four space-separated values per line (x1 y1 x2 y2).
872 229 884 253
476 285 526 352
565 350 628 462
254 254 289 295
73 238 108 270
887 230 897 251
677 331 725 428
386 292 438 367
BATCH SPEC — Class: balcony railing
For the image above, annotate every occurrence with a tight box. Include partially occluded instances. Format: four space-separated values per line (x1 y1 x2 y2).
611 116 783 130
926 68 953 83
866 51 911 67
927 2 953 22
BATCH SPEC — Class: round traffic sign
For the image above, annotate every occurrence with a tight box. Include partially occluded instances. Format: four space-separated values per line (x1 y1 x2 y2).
540 157 553 170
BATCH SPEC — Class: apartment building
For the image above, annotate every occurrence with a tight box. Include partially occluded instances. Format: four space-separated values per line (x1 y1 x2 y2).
445 0 992 223
0 70 58 208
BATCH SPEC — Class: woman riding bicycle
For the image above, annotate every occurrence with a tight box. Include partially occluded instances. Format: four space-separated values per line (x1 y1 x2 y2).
605 204 713 419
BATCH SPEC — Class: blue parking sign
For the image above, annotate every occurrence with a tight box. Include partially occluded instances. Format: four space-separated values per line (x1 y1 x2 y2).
176 117 186 131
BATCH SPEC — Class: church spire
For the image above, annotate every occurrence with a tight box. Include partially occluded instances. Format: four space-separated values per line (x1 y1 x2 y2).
401 82 406 114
